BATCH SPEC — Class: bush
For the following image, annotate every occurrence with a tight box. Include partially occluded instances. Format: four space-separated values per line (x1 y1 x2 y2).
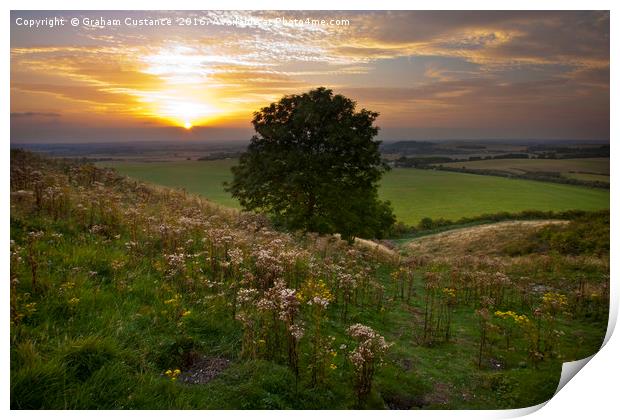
502 211 609 256
391 209 601 238
538 211 609 255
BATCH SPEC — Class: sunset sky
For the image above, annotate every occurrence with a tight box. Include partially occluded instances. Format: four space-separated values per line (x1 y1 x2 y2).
10 10 610 143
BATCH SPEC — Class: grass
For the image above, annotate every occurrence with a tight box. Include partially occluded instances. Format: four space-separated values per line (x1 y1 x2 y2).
100 160 609 226
405 220 568 257
380 169 608 225
440 158 609 182
101 160 241 209
11 152 609 409
564 172 610 183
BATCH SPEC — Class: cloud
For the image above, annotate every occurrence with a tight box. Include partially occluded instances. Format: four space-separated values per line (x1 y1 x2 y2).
9 10 609 141
11 112 61 118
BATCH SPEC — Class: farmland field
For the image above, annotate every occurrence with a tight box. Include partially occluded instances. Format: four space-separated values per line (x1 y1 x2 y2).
100 160 610 226
102 160 241 209
440 158 609 183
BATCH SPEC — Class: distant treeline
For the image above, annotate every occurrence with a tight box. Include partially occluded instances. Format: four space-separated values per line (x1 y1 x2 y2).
381 140 459 155
391 156 456 168
197 152 241 161
465 153 530 160
382 141 609 160
390 150 608 170
454 144 487 150
390 154 532 169
526 144 609 159
434 166 609 189
390 209 609 238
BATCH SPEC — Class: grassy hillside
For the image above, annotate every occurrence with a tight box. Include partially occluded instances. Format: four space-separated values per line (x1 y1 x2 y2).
101 160 241 209
11 151 609 409
101 160 610 226
406 221 569 257
405 211 610 258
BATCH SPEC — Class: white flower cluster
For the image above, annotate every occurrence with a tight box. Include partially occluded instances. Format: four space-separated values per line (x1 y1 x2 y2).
347 323 391 369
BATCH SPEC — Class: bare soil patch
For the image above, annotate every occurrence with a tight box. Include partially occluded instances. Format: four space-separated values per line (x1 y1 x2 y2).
178 356 231 385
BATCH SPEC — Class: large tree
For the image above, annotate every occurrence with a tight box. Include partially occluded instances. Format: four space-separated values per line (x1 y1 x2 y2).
226 87 395 242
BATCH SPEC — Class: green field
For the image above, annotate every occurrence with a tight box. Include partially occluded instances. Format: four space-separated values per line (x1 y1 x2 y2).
101 160 610 226
441 158 609 183
379 168 609 224
102 160 241 209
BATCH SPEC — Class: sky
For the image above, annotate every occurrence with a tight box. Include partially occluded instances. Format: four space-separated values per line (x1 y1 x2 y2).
10 10 610 143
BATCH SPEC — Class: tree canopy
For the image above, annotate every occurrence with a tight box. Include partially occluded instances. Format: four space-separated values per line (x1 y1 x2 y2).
226 87 395 242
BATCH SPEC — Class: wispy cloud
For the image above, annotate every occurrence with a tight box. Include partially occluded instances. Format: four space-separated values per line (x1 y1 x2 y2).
10 10 609 141
11 112 61 118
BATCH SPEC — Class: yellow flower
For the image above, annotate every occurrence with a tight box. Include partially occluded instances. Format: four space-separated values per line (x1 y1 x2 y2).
181 310 191 317
164 368 181 381
495 310 528 324
68 297 80 306
329 364 337 370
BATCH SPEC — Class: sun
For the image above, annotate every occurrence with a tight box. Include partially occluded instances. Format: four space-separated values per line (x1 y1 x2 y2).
184 121 193 130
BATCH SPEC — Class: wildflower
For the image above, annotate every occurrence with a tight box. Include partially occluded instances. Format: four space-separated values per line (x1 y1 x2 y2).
164 368 182 381
347 324 391 404
298 279 333 309
330 363 337 370
181 310 191 317
542 292 568 306
541 292 568 315
68 297 80 306
443 287 456 298
111 260 125 271
289 323 305 340
164 294 181 306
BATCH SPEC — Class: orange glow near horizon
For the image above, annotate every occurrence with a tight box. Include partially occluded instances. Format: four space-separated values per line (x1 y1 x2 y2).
10 11 610 142
132 46 228 128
